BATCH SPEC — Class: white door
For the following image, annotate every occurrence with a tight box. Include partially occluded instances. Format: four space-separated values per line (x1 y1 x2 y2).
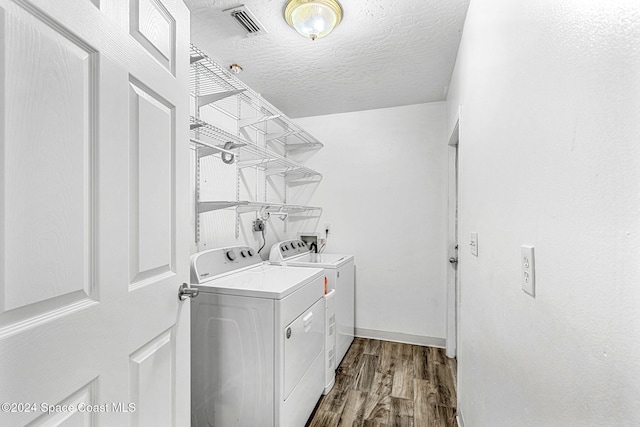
446 111 460 359
0 0 191 425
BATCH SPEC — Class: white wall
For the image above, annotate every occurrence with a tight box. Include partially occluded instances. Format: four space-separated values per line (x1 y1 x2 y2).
447 1 640 425
295 103 449 346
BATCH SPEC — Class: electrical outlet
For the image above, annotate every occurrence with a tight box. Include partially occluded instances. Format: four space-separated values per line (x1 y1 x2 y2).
252 219 265 232
470 232 478 257
521 245 535 297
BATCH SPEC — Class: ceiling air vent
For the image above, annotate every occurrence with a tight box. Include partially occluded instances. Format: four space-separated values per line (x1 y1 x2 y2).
225 5 268 37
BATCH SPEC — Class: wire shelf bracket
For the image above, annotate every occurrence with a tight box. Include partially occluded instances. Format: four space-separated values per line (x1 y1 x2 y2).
239 114 281 128
198 201 249 214
196 90 247 108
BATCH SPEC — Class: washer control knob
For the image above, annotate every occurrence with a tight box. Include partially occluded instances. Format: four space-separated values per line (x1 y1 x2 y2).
281 246 286 252
225 250 236 261
240 250 247 257
247 249 255 257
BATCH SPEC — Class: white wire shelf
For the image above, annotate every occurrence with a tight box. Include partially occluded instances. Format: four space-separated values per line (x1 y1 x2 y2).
190 44 323 152
198 201 249 214
191 117 322 181
236 202 322 215
197 200 322 218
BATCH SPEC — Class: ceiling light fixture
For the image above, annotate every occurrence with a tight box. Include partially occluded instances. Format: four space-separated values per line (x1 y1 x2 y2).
284 0 343 41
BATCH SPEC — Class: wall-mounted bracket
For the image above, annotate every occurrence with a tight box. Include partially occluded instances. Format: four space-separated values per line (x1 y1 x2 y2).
237 158 279 169
239 114 281 128
284 142 323 153
266 130 297 141
198 201 248 214
190 55 205 64
196 90 246 108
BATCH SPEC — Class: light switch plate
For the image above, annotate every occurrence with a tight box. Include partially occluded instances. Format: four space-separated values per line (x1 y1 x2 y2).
521 245 535 297
470 232 478 257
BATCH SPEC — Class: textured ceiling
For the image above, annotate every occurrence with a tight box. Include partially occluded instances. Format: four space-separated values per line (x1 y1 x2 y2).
185 0 470 118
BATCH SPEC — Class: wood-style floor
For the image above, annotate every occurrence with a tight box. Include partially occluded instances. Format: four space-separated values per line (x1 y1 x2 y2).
306 338 458 427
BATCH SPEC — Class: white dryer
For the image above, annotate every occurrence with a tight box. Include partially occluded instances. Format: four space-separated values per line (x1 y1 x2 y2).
190 246 325 427
269 240 355 368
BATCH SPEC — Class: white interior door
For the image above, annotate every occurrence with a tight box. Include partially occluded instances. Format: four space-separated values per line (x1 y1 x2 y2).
0 0 190 425
446 111 460 359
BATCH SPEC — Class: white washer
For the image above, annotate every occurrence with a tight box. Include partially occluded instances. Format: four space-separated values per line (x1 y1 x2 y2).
190 246 325 427
269 240 355 369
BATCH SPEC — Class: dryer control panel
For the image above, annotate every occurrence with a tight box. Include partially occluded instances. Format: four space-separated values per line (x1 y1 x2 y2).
191 246 261 283
269 239 310 262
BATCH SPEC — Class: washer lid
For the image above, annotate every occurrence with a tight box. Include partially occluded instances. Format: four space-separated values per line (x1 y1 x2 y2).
283 253 353 269
194 264 324 299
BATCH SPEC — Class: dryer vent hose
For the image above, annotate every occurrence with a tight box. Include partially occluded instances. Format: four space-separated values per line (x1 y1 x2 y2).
221 141 235 164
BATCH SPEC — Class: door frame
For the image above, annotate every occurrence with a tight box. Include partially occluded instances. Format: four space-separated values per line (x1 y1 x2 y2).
446 107 461 359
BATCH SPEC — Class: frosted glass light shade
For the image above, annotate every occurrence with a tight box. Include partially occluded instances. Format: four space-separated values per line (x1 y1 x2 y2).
285 0 343 40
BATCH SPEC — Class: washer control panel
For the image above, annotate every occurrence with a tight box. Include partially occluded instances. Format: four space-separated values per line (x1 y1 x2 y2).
269 239 310 262
191 246 261 283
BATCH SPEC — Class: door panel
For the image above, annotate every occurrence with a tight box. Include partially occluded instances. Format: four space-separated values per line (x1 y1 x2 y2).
129 328 174 426
0 0 190 425
130 0 175 73
128 78 175 287
28 380 97 426
1 0 97 319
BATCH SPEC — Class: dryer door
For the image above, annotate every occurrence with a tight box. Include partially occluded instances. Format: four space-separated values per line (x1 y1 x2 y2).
283 298 325 400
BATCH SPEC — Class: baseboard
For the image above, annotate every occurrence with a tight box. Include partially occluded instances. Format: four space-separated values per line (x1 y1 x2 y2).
457 408 466 427
354 327 446 348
